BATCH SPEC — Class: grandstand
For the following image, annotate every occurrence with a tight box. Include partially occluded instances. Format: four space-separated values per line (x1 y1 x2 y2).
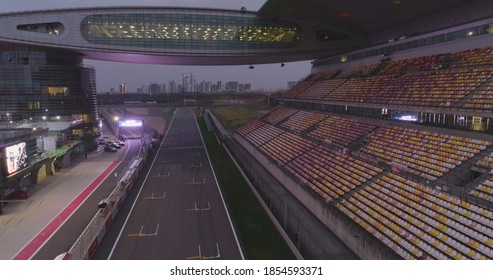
234 44 493 259
282 47 493 113
3 0 493 263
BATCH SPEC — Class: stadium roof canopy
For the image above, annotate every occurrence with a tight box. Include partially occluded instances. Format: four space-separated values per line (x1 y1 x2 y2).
260 0 493 45
0 1 492 65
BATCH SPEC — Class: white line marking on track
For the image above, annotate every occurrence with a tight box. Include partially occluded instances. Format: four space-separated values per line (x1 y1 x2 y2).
107 110 176 259
143 192 166 200
161 146 204 150
193 108 245 260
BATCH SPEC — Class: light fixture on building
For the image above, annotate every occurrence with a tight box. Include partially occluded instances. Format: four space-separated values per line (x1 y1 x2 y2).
281 63 285 67
249 65 254 69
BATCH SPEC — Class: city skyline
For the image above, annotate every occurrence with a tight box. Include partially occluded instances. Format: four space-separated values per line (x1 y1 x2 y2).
93 60 311 93
112 75 296 94
4 0 313 93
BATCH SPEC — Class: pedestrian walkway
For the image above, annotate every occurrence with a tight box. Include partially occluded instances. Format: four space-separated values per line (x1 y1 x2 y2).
0 148 121 260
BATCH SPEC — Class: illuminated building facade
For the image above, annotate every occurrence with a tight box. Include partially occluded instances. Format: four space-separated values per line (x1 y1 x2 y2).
0 45 99 206
0 7 364 65
0 45 100 144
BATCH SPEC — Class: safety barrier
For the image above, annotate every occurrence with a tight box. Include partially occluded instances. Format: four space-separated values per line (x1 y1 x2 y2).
55 144 149 260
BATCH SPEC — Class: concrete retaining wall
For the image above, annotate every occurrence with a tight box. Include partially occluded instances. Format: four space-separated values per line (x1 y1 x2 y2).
233 133 399 259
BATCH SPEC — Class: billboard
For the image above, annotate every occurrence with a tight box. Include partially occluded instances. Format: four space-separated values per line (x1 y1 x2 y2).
392 114 418 122
3 142 28 175
118 120 143 127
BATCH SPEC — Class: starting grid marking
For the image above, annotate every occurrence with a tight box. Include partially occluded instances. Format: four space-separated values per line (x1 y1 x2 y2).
153 171 170 177
128 224 160 237
186 202 211 212
186 243 221 260
160 146 204 151
188 178 205 185
143 192 166 200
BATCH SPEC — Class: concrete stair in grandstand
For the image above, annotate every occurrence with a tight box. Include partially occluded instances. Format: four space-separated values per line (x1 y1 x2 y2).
451 69 493 109
439 146 493 187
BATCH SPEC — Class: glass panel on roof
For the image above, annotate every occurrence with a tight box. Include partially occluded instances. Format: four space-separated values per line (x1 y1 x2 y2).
17 22 65 35
80 13 302 50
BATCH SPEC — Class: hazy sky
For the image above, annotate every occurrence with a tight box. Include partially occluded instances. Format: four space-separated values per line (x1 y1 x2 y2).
3 0 313 92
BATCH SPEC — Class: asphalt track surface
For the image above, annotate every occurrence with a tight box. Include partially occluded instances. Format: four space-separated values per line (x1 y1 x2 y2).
104 108 243 260
30 139 142 260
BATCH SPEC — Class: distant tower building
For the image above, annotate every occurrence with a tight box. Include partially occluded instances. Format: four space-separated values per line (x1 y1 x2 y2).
141 84 148 94
198 80 212 92
182 75 189 92
244 83 252 91
198 81 206 92
190 73 196 93
181 73 195 92
225 81 239 92
119 83 128 94
287 81 297 89
169 80 177 93
159 83 167 93
239 83 245 92
216 81 222 92
149 83 159 94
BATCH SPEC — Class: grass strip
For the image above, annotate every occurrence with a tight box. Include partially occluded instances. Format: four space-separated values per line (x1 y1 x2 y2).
212 106 258 129
197 116 295 260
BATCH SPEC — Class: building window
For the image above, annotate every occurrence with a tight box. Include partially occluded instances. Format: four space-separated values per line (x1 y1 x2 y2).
47 86 68 96
80 13 302 50
17 22 64 35
28 102 41 110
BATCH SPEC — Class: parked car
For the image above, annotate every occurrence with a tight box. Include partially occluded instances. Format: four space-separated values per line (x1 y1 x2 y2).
108 142 121 149
104 145 117 153
98 139 107 145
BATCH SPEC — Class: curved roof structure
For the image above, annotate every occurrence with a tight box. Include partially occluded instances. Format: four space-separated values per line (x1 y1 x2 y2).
0 2 492 65
259 0 493 45
0 7 365 65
